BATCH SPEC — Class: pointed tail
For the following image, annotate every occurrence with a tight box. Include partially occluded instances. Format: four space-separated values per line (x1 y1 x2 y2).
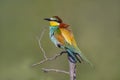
66 47 93 67
66 48 81 63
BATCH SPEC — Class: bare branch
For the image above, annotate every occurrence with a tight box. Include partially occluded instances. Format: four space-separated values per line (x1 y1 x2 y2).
42 68 69 74
69 60 76 80
36 28 47 59
32 51 67 67
32 28 67 67
32 28 77 80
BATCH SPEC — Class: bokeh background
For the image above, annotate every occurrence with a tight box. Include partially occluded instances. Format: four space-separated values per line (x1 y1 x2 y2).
0 0 120 80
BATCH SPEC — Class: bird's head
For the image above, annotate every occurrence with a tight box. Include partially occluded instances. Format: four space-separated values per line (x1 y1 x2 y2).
44 16 62 26
44 16 69 28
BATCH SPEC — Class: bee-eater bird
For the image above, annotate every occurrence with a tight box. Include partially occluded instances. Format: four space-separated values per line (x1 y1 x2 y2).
44 16 91 64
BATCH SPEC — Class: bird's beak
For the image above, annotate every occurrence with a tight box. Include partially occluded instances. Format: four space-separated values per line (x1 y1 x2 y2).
44 18 51 21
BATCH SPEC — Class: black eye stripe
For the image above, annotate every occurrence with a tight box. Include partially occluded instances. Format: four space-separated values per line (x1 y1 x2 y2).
54 19 58 21
51 20 61 23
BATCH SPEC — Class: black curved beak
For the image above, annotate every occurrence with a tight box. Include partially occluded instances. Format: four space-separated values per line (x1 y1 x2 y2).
44 18 51 21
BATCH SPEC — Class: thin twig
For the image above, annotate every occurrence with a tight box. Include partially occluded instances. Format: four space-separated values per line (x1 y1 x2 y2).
32 28 70 77
36 28 47 59
32 51 66 67
42 68 69 74
32 29 67 67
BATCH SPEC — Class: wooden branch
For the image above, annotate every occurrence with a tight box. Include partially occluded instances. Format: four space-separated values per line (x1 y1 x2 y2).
69 60 76 80
32 51 67 67
36 28 47 59
32 28 77 80
32 28 67 67
32 29 69 75
42 68 69 74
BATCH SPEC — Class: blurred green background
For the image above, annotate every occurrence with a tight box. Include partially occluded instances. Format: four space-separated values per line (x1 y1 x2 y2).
0 0 120 80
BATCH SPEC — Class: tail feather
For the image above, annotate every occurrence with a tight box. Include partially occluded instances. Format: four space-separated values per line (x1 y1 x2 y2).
66 48 82 63
66 47 93 67
68 55 77 63
78 50 93 67
67 49 77 63
74 53 82 63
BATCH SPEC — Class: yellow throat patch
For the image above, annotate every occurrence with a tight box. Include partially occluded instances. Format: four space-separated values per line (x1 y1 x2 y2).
50 21 60 26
